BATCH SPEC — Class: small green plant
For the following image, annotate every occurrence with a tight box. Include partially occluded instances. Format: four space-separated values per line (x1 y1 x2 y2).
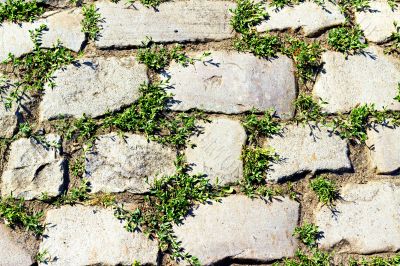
0 196 45 235
293 94 327 124
82 4 102 41
2 25 74 108
280 249 332 266
65 114 98 144
241 146 278 196
388 0 399 10
71 156 86 177
349 254 400 266
233 30 282 58
283 37 323 82
230 0 267 34
310 176 339 206
242 108 281 144
137 38 210 70
293 223 321 248
35 250 51 263
56 179 91 205
126 0 167 8
0 0 44 23
384 22 400 55
328 25 368 55
395 83 400 102
17 122 61 149
337 0 371 12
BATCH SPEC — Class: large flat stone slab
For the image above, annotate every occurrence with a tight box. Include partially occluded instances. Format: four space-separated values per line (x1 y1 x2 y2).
165 51 296 118
85 133 176 193
185 118 246 185
39 57 147 120
1 134 66 200
265 125 351 181
0 224 33 266
0 9 85 61
173 195 299 265
313 46 400 113
367 125 400 174
315 181 400 254
39 205 158 265
257 1 345 36
95 0 235 48
356 1 400 43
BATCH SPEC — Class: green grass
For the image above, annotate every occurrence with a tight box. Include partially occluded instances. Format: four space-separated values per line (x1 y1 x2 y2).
310 176 339 206
242 108 281 145
1 25 74 109
337 0 371 12
293 223 321 248
349 254 400 266
0 0 44 23
280 249 332 266
71 156 86 177
385 22 400 55
328 25 368 55
82 4 102 41
137 38 210 70
0 197 44 235
55 179 91 206
126 0 167 8
395 83 400 102
388 0 398 10
293 94 327 124
65 114 99 144
233 30 282 58
230 0 267 34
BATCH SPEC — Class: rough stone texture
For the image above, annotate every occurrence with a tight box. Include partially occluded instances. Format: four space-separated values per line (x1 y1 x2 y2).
39 57 147 120
0 9 85 61
39 205 159 266
313 46 400 113
257 1 345 36
0 224 33 266
173 195 299 265
185 118 246 185
367 125 400 174
265 125 351 181
85 133 176 193
315 181 400 254
0 92 20 138
1 135 66 200
165 51 296 118
356 1 400 43
95 0 235 48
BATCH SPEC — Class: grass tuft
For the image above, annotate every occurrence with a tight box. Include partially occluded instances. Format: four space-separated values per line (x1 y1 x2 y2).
328 25 368 55
230 0 267 34
310 176 339 206
0 0 44 23
82 4 102 41
293 222 321 248
242 108 282 144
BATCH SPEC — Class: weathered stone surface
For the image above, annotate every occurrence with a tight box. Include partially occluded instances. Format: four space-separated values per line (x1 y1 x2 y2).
315 181 400 254
0 9 85 61
0 224 33 266
367 125 400 174
356 1 400 43
0 86 20 137
95 0 235 48
257 1 345 36
39 57 147 120
173 195 299 265
265 125 351 181
1 135 66 200
165 51 296 118
39 205 158 265
186 118 246 185
313 46 400 113
85 133 176 193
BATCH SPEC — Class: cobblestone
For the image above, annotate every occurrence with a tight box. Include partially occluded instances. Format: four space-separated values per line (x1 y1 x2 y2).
0 224 33 266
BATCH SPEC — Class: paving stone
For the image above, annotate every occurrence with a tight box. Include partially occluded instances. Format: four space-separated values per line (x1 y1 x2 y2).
315 181 400 254
39 57 147 120
0 9 85 61
367 125 400 174
85 133 176 193
173 195 299 265
185 118 246 185
313 46 400 113
165 51 296 118
1 134 66 200
265 125 351 181
39 205 158 265
0 224 33 266
0 84 21 138
356 1 400 43
95 0 235 48
257 1 345 36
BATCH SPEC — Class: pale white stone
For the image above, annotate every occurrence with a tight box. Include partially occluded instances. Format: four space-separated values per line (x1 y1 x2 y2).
265 125 351 181
165 51 296 118
85 133 176 193
39 57 148 120
186 118 246 185
173 195 299 265
0 224 33 266
1 135 66 200
257 1 345 36
315 181 400 254
356 1 400 43
95 0 235 48
367 125 400 174
39 205 159 265
313 46 400 113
